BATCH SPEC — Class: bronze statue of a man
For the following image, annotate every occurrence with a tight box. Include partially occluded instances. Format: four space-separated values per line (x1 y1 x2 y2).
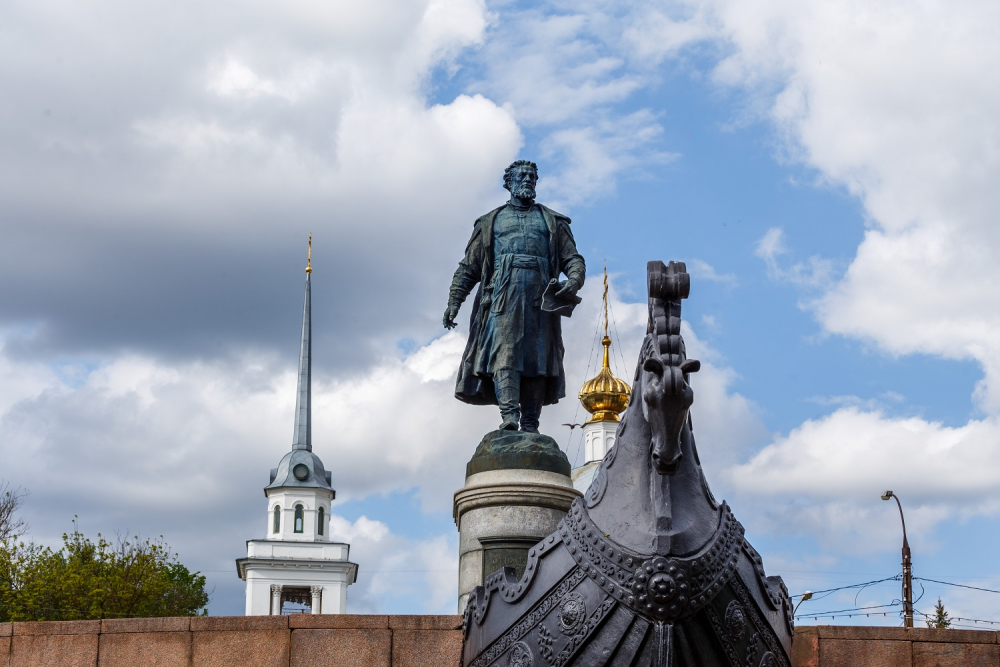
444 160 586 432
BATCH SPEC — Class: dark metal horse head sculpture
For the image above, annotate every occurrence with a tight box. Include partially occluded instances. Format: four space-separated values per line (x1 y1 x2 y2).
462 261 794 667
640 341 699 476
640 261 699 477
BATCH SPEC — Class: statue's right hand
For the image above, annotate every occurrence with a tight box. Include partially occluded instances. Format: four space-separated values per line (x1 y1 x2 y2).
443 304 459 330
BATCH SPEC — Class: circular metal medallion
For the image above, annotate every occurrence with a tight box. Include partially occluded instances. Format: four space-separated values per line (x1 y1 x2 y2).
506 641 533 667
724 600 746 641
557 593 587 635
632 556 687 619
292 463 309 480
647 572 677 605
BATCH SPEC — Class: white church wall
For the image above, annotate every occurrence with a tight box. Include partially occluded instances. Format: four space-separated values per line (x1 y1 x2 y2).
264 487 334 542
247 540 350 560
321 582 347 615
241 556 356 615
583 420 618 463
245 578 273 615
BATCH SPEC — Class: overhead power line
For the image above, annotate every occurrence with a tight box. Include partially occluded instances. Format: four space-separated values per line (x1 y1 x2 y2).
915 577 1000 595
794 603 900 620
791 576 899 599
790 573 1000 625
915 608 1000 629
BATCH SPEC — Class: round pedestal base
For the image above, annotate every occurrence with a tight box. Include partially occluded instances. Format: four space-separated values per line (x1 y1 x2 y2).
453 467 581 613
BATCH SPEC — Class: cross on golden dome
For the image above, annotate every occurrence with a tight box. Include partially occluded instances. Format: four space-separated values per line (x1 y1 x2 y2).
578 264 630 423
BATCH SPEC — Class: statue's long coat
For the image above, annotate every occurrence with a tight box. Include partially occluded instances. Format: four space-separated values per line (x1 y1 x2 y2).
448 203 586 406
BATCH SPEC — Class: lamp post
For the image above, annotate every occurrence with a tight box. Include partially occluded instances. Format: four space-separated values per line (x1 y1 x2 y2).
793 591 813 618
881 490 913 628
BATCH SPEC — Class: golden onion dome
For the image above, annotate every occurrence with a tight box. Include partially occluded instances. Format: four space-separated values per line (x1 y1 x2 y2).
579 336 631 423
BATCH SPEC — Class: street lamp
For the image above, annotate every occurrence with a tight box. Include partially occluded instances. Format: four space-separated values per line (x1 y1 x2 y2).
881 490 914 628
793 591 813 617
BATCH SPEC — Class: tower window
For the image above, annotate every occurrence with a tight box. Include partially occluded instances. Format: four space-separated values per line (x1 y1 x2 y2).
272 506 281 534
318 507 325 536
294 505 304 533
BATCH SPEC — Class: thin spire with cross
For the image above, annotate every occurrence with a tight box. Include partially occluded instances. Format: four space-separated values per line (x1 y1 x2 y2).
306 232 312 274
602 261 609 338
292 234 312 451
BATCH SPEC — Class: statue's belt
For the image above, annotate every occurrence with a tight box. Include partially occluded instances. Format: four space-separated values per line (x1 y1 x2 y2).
501 253 546 270
490 254 550 313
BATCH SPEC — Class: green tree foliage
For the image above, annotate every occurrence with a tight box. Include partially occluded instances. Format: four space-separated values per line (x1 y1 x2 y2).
0 525 208 621
927 597 952 629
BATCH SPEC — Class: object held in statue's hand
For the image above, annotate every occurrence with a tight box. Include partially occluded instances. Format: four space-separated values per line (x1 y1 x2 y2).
541 279 582 317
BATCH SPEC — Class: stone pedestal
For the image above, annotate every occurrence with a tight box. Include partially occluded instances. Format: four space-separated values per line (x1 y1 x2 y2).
453 431 582 613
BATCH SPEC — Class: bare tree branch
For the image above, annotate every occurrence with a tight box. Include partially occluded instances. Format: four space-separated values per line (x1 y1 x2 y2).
0 480 29 542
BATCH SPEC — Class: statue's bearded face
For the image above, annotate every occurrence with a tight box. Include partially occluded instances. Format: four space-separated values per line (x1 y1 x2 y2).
510 167 537 201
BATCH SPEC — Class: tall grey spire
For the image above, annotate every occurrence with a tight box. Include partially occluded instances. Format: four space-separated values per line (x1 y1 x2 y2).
292 235 312 451
266 234 332 491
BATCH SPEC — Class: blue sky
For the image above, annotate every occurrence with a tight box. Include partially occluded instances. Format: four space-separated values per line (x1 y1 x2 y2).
2 0 999 628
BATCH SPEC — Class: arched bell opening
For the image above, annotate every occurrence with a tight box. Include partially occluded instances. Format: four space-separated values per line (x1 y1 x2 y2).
294 504 304 533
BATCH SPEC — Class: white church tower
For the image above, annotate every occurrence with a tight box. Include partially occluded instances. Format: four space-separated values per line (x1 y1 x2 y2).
237 236 358 615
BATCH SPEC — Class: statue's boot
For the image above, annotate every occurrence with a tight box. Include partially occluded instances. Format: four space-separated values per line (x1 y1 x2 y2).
519 376 545 433
494 370 521 431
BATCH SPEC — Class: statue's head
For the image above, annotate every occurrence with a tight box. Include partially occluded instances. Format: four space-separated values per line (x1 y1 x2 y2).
503 159 538 202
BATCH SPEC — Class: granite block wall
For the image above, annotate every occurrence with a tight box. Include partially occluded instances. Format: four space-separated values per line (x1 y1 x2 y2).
0 615 462 667
0 617 996 666
793 625 1000 667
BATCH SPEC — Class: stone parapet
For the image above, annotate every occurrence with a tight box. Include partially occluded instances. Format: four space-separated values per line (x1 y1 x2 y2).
2 615 463 667
793 625 1000 666
287 613 387 629
99 631 190 667
4 618 998 666
101 617 191 633
12 620 101 636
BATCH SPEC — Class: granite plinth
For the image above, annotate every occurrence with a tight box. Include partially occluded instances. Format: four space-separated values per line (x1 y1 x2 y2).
392 628 463 667
290 629 391 667
912 642 1000 667
3 619 1000 665
191 628 289 667
454 465 580 613
288 614 388 629
98 631 191 667
819 639 912 667
792 626 820 667
102 617 191 633
10 633 99 667
466 430 571 477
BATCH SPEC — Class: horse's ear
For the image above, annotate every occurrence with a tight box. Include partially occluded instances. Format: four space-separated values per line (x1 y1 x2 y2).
643 357 664 375
681 359 701 374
